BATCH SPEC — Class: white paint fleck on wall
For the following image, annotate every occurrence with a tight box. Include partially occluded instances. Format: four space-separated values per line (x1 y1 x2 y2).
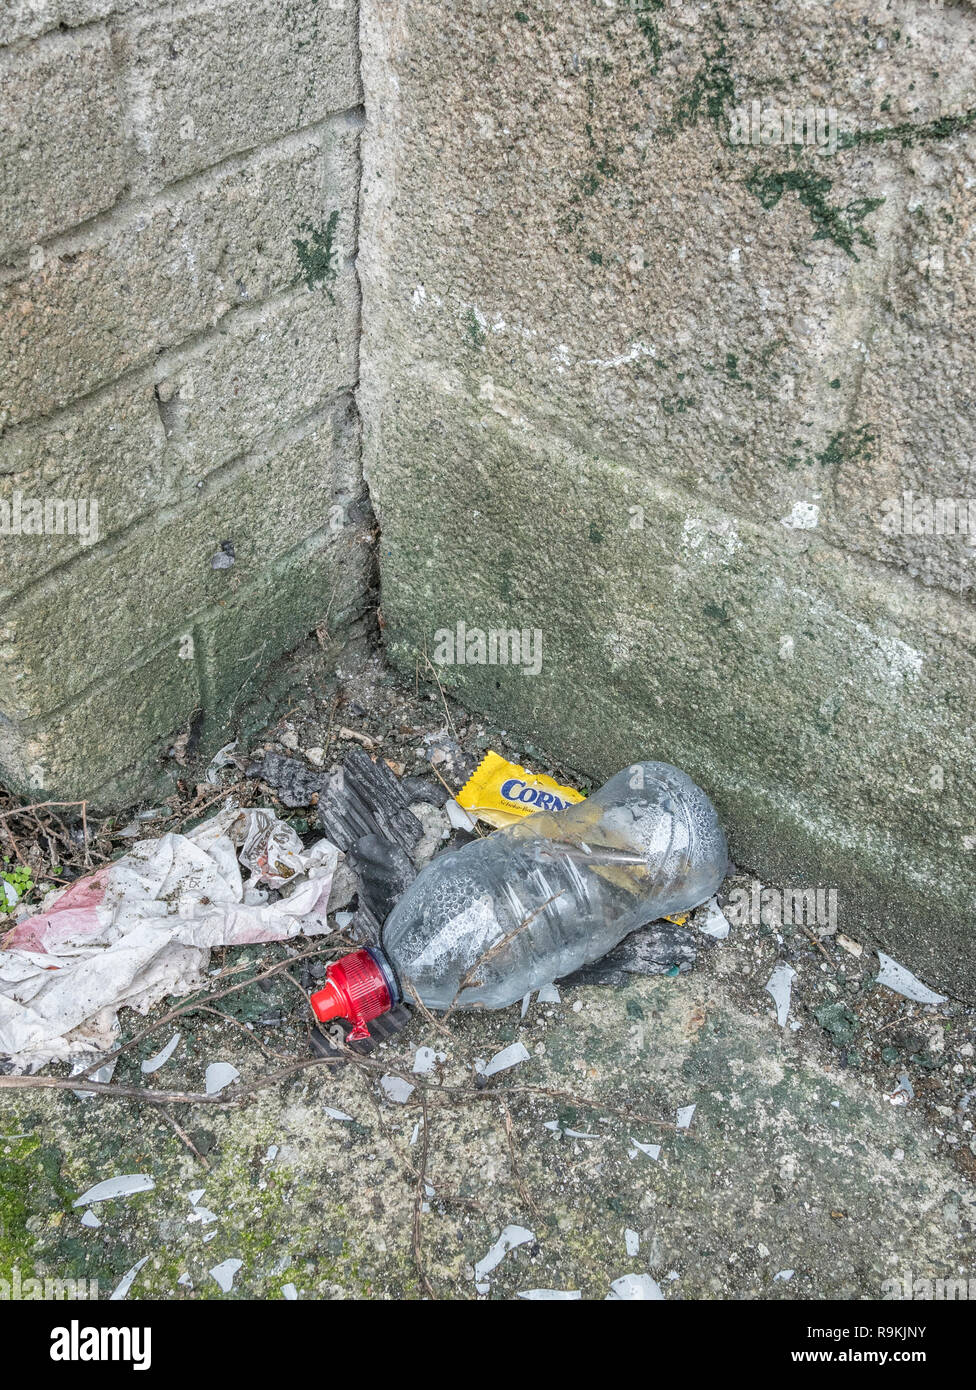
781 501 820 530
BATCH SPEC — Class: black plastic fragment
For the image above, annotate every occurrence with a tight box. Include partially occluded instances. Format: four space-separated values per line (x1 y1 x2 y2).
245 750 329 809
309 1002 414 1058
559 921 697 987
401 775 450 808
345 833 417 924
316 747 423 856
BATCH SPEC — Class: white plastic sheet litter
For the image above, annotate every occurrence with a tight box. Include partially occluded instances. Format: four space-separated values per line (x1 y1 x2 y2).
0 807 339 1071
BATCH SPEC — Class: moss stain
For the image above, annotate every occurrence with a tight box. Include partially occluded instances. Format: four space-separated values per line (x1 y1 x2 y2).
745 167 885 260
465 308 487 349
653 14 972 262
293 211 341 296
627 0 665 72
662 26 735 136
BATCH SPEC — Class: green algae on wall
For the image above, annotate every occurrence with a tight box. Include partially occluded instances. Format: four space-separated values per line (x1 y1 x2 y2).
745 167 886 260
293 210 341 292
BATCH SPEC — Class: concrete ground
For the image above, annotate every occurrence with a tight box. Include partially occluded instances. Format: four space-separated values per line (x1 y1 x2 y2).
1 653 974 1299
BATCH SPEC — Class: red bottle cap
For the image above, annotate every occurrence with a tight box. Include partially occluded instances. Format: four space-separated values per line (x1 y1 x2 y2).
309 949 393 1041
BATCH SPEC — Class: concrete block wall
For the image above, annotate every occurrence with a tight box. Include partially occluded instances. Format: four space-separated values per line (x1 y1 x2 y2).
360 0 976 995
0 0 370 802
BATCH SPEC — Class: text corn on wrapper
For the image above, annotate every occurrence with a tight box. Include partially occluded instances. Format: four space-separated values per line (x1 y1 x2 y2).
456 751 585 828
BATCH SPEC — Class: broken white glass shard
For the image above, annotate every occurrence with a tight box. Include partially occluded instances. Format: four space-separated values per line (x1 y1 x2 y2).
445 799 478 832
625 1229 640 1257
70 1057 117 1100
324 1106 354 1121
141 1032 181 1074
885 1073 915 1106
607 1274 664 1300
520 993 532 1018
537 983 561 1004
80 1210 101 1228
412 1046 438 1075
282 1283 298 1300
629 1139 661 1161
205 1062 240 1095
187 1206 218 1225
109 1256 149 1300
676 1104 696 1130
380 1074 415 1104
701 899 731 939
876 952 947 1005
482 1042 530 1077
765 962 796 1027
773 1269 794 1282
209 1258 243 1292
473 1225 535 1280
187 1188 205 1206
74 1174 155 1206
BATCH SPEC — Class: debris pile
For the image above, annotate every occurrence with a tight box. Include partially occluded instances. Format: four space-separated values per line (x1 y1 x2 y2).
0 808 338 1069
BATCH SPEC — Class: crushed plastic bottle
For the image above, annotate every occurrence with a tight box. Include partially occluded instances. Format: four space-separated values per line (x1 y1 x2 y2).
309 761 727 1038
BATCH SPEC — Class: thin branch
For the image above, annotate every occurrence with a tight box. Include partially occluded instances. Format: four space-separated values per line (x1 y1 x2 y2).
161 1108 210 1168
401 977 452 1039
420 641 459 746
71 944 341 1081
442 891 565 1021
502 1099 540 1219
412 1088 436 1298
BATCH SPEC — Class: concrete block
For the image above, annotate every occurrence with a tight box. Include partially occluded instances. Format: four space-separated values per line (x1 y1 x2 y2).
0 29 128 258
196 512 372 742
0 637 199 802
154 271 360 485
0 1 126 47
0 375 167 598
122 0 361 190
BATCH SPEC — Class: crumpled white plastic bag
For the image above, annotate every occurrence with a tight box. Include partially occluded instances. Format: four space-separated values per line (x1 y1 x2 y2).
0 807 339 1071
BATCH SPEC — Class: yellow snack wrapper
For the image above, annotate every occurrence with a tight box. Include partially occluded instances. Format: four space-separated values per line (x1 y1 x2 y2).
456 751 585 828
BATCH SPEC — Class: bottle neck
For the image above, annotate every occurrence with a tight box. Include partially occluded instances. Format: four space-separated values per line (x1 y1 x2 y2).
309 947 399 1041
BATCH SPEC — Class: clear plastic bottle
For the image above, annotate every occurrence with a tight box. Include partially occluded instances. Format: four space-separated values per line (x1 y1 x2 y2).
310 761 727 1038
